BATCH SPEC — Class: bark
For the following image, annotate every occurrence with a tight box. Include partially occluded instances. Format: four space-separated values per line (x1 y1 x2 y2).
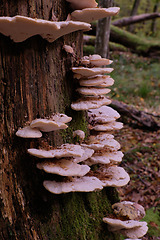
0 1 120 240
111 100 160 129
95 0 114 58
112 12 160 27
128 0 141 32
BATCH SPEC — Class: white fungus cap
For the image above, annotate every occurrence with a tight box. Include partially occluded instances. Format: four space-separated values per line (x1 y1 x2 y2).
79 75 114 87
91 122 123 131
71 95 111 111
88 106 120 123
43 176 103 194
72 66 113 77
63 45 74 54
112 201 145 221
81 138 120 151
51 113 72 123
16 126 42 138
79 76 114 88
81 55 113 67
102 218 148 238
121 223 148 239
89 54 113 67
73 130 85 140
84 151 123 166
30 118 68 132
28 144 85 158
37 160 90 177
100 166 130 187
76 87 111 96
70 7 120 23
0 16 91 42
73 147 94 163
66 0 98 10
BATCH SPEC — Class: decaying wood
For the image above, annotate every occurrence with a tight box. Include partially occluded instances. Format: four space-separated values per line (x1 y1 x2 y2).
111 100 160 129
112 12 160 27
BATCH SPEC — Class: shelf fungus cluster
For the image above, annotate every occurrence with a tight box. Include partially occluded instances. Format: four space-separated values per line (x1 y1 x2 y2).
103 201 148 239
16 113 72 138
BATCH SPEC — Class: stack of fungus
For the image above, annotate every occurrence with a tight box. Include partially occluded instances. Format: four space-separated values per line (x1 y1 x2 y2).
70 53 129 189
103 201 148 239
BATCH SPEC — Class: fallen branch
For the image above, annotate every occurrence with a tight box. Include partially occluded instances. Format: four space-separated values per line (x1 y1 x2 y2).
110 100 160 129
112 12 160 27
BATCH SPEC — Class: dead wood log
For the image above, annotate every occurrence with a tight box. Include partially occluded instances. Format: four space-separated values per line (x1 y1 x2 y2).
111 100 160 129
112 12 160 27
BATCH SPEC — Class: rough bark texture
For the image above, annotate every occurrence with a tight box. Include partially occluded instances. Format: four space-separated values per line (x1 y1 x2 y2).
95 0 114 58
0 1 120 239
112 12 160 27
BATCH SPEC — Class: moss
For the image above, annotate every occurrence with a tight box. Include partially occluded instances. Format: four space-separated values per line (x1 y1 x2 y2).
142 207 160 237
61 110 88 143
83 45 95 55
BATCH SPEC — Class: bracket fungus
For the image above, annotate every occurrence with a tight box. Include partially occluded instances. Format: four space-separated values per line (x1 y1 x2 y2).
73 147 94 163
73 129 85 141
0 16 91 42
70 7 120 23
65 0 98 10
90 121 123 132
84 151 124 166
28 144 85 158
76 87 111 96
37 160 90 177
30 118 68 132
72 66 114 78
78 75 113 86
103 218 148 239
112 201 145 221
16 126 42 138
81 54 113 67
43 176 103 194
88 106 120 124
97 166 130 187
71 96 111 111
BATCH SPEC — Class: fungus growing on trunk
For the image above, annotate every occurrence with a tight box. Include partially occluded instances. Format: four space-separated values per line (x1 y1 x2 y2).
76 87 111 96
0 16 91 42
73 130 85 141
30 118 68 132
72 66 113 77
65 0 98 10
71 95 111 111
96 166 130 187
84 151 124 166
37 160 90 177
79 75 114 87
81 54 113 67
16 126 42 138
70 7 120 23
28 144 85 158
90 121 123 131
88 106 120 123
112 201 145 221
103 218 148 239
73 147 94 163
43 176 103 194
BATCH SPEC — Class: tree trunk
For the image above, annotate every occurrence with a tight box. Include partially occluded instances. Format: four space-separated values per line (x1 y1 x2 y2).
0 1 120 239
128 0 141 32
95 0 114 58
112 12 160 27
151 0 159 35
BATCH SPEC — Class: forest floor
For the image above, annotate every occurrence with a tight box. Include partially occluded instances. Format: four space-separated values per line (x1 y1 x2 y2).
110 52 160 239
